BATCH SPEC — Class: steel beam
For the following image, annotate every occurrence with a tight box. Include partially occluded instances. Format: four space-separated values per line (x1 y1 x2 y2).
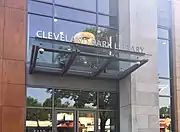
118 59 148 79
61 49 79 76
91 56 117 77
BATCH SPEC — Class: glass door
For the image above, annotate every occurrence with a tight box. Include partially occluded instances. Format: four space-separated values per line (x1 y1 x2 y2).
77 111 96 132
55 110 75 132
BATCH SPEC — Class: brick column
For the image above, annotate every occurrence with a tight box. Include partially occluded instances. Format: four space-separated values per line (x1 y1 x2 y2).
0 0 26 132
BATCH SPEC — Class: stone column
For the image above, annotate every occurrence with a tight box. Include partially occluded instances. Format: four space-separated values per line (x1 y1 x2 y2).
171 0 180 132
0 0 26 132
118 0 160 131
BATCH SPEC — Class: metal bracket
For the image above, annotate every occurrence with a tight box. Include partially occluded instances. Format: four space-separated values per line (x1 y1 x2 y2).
118 59 148 80
61 49 79 76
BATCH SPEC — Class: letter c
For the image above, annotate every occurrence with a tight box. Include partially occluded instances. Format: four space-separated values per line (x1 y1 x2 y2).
36 31 42 38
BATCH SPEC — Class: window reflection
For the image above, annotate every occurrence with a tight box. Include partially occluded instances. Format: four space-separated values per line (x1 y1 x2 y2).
55 6 96 24
54 19 96 42
159 97 171 132
158 39 170 78
97 27 118 49
158 28 169 39
159 79 170 96
28 1 53 16
26 108 52 132
28 15 52 62
55 0 96 12
27 87 53 107
54 89 97 109
157 0 171 27
33 0 52 3
159 97 171 118
99 92 117 109
98 15 118 28
98 0 118 16
99 111 116 132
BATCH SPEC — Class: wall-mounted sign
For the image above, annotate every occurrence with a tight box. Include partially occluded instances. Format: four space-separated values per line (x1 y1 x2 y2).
36 30 144 53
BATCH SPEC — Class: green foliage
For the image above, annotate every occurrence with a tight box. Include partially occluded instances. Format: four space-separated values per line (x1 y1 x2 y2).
160 106 171 118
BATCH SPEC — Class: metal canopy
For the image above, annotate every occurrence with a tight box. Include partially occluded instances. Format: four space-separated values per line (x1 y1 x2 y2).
29 37 149 80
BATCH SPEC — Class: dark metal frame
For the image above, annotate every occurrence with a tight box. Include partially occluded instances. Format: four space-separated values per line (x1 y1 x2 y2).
29 38 148 80
26 87 117 132
157 25 174 132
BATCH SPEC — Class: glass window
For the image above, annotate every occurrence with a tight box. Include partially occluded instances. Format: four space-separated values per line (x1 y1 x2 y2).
158 39 170 78
99 111 116 132
27 14 53 62
54 89 97 109
33 0 52 3
28 1 53 16
26 108 52 132
98 15 118 28
159 97 171 117
159 97 171 131
157 0 171 27
159 79 170 96
158 28 169 39
97 27 119 49
55 6 96 24
54 19 96 43
27 87 53 107
28 14 53 38
55 0 96 12
99 92 117 109
98 0 118 15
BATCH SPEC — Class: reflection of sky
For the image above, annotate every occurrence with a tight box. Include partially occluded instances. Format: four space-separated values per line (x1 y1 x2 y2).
27 88 51 103
159 97 170 108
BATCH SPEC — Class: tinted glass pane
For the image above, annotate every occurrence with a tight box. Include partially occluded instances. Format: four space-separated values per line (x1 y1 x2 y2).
159 97 171 131
26 108 52 132
98 0 118 15
28 1 53 16
158 39 170 77
54 89 97 109
159 79 170 96
33 0 52 3
27 15 52 62
157 0 171 27
54 19 96 43
99 92 116 109
55 6 96 24
55 0 96 12
158 28 169 39
97 27 119 49
98 15 118 28
27 87 53 107
99 111 116 132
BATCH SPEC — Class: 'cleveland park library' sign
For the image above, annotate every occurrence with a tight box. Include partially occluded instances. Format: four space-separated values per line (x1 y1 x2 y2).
36 30 144 53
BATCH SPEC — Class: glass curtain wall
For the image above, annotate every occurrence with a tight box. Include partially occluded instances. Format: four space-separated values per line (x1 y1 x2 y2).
157 0 172 131
27 0 119 62
26 0 118 132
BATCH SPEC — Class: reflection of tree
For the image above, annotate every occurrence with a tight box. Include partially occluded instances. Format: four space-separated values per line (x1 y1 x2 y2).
27 90 116 132
47 89 115 132
26 97 51 121
160 106 171 118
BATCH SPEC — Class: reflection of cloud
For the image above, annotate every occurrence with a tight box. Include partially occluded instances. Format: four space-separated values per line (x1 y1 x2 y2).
159 84 168 93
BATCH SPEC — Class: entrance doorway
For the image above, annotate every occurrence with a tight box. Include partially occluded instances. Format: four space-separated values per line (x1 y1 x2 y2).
55 110 96 132
26 88 117 132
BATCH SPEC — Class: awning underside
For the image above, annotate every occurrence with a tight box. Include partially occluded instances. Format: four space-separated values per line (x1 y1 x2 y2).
29 38 148 80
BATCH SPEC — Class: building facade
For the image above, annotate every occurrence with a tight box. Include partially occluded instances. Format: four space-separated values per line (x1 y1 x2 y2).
0 0 179 132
